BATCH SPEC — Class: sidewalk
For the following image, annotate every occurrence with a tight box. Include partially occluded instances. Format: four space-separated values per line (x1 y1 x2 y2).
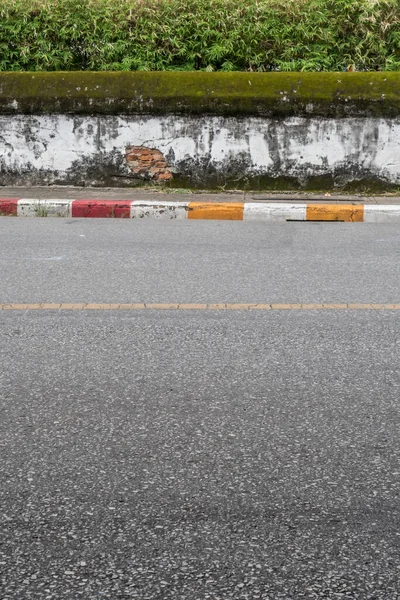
1 187 400 222
1 186 400 204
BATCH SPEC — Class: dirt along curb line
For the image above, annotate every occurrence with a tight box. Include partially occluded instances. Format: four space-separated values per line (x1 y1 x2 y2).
1 198 400 222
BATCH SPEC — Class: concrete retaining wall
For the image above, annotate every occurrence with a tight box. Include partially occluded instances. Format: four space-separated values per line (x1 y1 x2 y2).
1 72 400 190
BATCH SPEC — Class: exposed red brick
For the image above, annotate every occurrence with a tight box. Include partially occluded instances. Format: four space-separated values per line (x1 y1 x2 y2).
125 145 173 183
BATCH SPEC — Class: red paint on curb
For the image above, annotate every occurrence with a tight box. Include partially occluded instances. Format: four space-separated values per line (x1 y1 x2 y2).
0 199 19 216
72 200 132 218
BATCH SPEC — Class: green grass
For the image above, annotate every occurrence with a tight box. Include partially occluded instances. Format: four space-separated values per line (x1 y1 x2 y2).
0 0 399 72
34 203 49 217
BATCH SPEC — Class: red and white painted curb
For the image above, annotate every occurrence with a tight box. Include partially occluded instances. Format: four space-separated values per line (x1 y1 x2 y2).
1 198 400 222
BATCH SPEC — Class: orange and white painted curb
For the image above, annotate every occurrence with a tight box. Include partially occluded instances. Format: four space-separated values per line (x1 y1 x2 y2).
1 199 400 222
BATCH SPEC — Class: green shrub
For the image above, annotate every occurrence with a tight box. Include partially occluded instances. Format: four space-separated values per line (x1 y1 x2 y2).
0 0 399 72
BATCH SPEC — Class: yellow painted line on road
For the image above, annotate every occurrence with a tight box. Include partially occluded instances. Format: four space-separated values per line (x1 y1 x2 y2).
306 204 364 222
188 202 244 220
1 303 400 311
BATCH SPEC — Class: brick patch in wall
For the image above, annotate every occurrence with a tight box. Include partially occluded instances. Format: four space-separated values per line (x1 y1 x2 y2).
125 146 173 182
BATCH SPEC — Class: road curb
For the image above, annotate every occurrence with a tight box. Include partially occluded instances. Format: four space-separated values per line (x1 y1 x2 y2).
1 198 400 222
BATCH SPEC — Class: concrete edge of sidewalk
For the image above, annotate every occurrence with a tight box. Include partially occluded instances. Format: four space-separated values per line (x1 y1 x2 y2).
1 186 400 204
2 197 400 222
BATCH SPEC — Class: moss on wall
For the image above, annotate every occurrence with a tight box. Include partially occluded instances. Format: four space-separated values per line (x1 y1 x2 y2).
1 72 399 117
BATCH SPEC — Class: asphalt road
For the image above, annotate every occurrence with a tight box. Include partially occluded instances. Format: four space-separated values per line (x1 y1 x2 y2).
1 219 400 303
1 219 400 599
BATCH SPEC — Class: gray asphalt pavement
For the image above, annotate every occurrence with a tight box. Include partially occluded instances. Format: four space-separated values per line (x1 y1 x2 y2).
1 219 400 599
1 219 400 303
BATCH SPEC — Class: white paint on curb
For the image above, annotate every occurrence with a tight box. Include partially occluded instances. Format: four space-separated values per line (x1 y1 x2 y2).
130 200 189 219
17 199 73 217
364 205 400 223
243 202 307 222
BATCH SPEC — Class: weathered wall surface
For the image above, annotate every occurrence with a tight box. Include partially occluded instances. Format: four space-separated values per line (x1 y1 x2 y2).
1 114 400 189
1 72 400 190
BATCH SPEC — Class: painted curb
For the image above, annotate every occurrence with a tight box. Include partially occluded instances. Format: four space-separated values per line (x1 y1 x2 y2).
1 199 400 222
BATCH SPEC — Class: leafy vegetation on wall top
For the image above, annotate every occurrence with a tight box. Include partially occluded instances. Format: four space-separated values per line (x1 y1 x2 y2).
1 0 399 72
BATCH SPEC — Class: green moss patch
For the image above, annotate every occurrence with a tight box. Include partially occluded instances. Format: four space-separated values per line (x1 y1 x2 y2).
1 71 400 117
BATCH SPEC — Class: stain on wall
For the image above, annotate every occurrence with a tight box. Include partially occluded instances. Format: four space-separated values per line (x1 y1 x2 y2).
1 114 400 190
125 146 173 182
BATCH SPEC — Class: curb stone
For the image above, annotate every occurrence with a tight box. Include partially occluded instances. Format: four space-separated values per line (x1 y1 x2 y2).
1 198 400 222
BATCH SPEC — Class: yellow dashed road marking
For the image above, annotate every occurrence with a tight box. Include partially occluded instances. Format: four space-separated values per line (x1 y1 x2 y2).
1 303 400 311
321 304 349 309
145 303 179 309
178 304 208 309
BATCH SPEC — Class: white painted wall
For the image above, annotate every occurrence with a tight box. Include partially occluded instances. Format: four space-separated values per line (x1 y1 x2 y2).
1 114 399 187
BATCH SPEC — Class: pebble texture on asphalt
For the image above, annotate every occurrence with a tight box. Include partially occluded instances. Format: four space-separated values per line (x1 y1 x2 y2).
1 309 400 599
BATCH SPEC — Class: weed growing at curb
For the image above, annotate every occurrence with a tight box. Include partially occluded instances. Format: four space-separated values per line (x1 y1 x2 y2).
34 204 49 217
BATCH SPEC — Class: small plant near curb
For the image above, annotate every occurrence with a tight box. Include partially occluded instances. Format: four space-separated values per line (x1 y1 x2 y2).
34 204 49 217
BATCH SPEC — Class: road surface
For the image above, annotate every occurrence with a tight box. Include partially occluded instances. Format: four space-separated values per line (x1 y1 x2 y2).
1 219 400 599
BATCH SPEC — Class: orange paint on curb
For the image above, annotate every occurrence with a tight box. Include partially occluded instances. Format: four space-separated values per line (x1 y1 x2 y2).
188 202 244 220
306 204 364 222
